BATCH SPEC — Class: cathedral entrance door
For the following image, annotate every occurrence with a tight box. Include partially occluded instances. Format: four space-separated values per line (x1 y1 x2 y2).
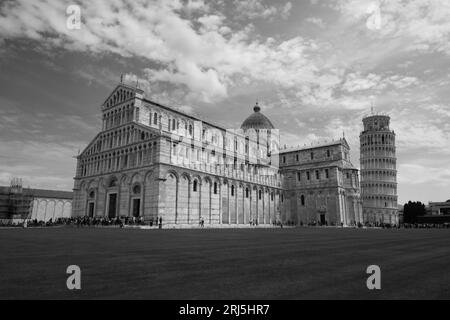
132 198 140 217
108 193 117 219
320 214 326 225
88 202 95 218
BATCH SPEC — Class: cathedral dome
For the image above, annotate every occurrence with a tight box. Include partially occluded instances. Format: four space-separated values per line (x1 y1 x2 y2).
241 103 274 130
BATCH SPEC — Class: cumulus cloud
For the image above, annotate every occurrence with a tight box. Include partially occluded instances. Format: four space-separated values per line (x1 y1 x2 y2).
0 0 319 103
398 163 450 187
306 17 326 28
328 0 450 55
342 72 419 92
233 0 292 20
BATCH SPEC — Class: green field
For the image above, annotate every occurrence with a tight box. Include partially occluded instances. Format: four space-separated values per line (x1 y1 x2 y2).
0 227 449 299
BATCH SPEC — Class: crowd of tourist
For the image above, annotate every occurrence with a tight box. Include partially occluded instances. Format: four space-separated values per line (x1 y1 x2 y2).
0 216 164 228
1 217 449 229
400 222 450 229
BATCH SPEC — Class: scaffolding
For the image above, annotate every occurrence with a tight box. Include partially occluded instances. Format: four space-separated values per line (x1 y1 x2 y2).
8 178 33 219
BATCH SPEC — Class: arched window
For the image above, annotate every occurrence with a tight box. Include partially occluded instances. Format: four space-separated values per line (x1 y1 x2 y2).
193 180 198 192
231 185 235 197
258 190 262 200
153 113 158 125
213 182 218 194
301 195 305 206
89 190 95 199
245 188 249 198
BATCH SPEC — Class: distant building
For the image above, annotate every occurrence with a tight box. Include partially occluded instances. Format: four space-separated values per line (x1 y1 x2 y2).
0 179 72 222
360 112 398 224
429 200 450 216
415 200 450 224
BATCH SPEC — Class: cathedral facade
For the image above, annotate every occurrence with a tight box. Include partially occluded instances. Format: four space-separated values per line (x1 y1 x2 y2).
72 82 363 227
279 140 363 226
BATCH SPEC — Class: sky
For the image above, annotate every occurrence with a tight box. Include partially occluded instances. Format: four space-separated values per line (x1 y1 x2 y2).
0 0 449 205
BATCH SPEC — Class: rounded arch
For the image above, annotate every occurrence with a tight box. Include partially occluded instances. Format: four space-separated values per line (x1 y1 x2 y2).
144 170 154 183
191 174 202 184
108 176 119 188
165 170 179 181
130 172 143 185
203 175 212 185
181 172 191 183
87 179 98 190
79 181 87 191
119 174 129 186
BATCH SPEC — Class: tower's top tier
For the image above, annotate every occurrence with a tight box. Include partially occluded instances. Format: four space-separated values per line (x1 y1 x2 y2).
362 114 391 132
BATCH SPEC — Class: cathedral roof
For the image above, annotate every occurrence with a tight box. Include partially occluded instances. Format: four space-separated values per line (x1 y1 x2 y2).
241 103 275 130
280 138 350 154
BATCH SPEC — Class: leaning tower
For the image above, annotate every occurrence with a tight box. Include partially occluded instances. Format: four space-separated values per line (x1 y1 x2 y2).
360 113 398 225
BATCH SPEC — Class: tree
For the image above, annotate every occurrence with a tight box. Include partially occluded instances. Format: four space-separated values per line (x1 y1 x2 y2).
403 201 426 223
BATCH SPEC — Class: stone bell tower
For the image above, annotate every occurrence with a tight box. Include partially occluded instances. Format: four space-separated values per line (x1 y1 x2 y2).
360 111 398 225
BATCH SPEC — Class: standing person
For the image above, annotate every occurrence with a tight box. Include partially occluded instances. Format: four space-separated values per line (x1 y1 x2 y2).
159 217 162 229
201 218 204 228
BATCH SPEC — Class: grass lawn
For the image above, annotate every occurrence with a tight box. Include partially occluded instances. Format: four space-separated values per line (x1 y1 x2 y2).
0 227 449 300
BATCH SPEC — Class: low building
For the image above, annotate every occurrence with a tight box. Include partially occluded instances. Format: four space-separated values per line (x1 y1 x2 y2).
413 200 450 224
429 200 450 216
0 181 73 223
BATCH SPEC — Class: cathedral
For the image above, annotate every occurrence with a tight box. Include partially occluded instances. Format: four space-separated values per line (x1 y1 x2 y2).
72 81 363 227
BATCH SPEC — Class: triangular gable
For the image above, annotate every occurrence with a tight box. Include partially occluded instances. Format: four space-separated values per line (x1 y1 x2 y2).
78 121 160 158
341 137 350 149
102 83 144 108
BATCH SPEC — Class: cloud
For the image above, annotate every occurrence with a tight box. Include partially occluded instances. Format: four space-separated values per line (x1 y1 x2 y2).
342 72 419 92
398 163 450 187
342 73 382 92
233 0 292 20
306 17 326 28
328 0 450 55
0 0 327 103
